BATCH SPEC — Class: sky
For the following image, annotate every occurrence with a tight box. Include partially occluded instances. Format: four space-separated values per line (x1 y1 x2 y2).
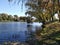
0 0 26 16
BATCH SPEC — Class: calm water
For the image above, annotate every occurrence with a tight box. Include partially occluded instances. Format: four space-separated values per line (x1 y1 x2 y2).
0 22 42 43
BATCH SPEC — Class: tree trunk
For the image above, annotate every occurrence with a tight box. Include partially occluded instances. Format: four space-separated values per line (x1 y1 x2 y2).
58 14 60 22
58 10 60 22
41 20 45 29
51 16 54 22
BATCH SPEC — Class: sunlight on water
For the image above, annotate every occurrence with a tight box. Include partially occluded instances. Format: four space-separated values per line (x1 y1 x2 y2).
32 22 42 26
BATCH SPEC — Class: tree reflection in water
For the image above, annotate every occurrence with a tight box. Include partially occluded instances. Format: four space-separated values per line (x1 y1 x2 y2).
25 24 34 45
25 24 42 45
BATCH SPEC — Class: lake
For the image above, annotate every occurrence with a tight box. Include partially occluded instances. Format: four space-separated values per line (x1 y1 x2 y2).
0 22 42 43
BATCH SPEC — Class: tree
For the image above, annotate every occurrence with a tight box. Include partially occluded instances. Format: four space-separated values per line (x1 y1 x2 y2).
26 16 32 23
0 13 8 21
25 0 52 25
19 16 26 22
0 15 3 21
8 15 13 21
25 0 60 23
8 0 60 22
13 15 19 21
58 0 60 22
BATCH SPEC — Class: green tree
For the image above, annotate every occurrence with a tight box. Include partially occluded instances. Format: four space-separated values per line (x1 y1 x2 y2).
19 16 27 22
25 0 60 24
0 13 8 21
25 0 52 25
8 0 60 22
26 16 32 23
8 15 13 21
13 15 19 21
0 14 3 21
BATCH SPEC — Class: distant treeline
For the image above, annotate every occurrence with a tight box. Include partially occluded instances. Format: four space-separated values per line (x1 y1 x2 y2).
0 13 37 22
0 13 27 22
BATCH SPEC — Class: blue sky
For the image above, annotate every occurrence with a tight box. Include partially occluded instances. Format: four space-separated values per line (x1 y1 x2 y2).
0 0 26 16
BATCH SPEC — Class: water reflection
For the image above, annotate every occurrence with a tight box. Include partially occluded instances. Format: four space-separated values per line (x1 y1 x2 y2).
0 22 42 44
27 25 33 33
25 25 33 44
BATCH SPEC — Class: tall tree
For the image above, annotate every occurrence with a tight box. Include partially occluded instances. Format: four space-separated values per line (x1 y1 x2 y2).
25 0 52 24
58 0 60 22
8 15 13 21
14 15 19 21
8 0 60 23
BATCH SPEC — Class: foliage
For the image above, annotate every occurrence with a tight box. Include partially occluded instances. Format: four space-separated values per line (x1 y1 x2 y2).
0 13 28 22
35 22 60 45
25 0 60 23
19 16 27 22
8 0 60 22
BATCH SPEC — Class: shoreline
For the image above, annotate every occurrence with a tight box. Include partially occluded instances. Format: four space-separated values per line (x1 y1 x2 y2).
1 41 29 45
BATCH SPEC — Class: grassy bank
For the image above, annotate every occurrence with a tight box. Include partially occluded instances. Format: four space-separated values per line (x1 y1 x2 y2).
1 42 29 45
35 21 60 45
